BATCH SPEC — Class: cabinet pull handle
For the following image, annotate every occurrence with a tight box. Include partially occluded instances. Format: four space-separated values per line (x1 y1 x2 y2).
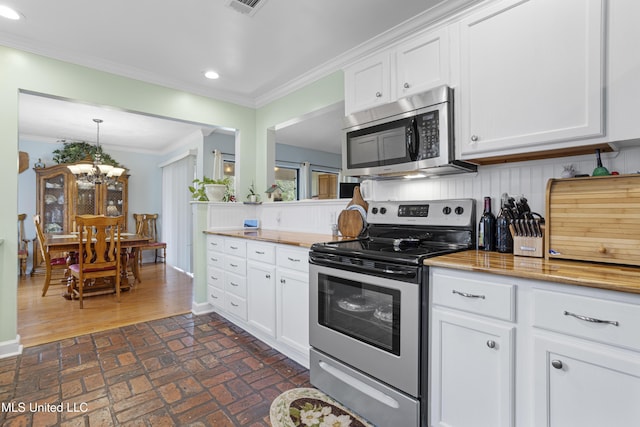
210 257 218 262
230 301 239 307
230 282 238 287
403 82 410 89
551 360 563 370
266 274 271 279
375 91 382 98
210 294 218 299
229 263 238 268
470 135 479 142
230 245 238 250
452 289 485 299
210 276 218 280
280 279 286 284
486 340 496 349
287 257 301 262
255 250 265 254
563 310 619 327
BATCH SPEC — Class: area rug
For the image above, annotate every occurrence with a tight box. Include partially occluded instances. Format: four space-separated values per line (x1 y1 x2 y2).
270 387 374 427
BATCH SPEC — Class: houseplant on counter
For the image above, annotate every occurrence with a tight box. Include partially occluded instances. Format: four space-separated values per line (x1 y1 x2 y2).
246 182 260 203
189 177 232 202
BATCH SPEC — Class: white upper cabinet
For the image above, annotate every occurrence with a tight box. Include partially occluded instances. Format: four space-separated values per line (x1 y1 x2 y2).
344 27 450 116
344 52 392 115
457 0 605 159
395 28 450 99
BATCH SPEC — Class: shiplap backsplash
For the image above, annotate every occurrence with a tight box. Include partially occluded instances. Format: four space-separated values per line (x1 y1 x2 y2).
366 145 640 220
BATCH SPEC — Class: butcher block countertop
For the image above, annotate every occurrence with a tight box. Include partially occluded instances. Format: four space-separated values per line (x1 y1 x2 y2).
424 250 640 295
204 229 342 248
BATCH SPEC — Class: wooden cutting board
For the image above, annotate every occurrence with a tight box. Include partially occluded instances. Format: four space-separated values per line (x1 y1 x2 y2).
545 174 640 266
338 186 369 238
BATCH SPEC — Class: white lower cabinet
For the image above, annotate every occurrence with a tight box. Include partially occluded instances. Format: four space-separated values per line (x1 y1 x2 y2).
430 270 515 427
430 267 640 427
276 269 309 356
205 235 311 367
247 261 276 338
533 334 640 427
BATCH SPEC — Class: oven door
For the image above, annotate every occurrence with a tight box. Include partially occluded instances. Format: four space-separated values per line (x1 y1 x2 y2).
309 263 420 397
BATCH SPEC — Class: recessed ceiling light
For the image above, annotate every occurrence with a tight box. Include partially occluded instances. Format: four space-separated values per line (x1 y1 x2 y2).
204 70 220 80
0 5 21 20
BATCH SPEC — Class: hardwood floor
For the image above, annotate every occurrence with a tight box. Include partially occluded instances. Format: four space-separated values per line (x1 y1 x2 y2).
17 263 193 348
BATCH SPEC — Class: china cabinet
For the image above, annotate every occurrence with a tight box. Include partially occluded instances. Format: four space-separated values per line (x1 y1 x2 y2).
35 163 129 235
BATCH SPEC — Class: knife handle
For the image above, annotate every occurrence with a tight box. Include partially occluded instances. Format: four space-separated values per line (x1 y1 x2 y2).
509 223 517 238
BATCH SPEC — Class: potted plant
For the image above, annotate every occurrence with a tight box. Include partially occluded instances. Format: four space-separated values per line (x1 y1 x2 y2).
189 177 231 202
246 182 260 203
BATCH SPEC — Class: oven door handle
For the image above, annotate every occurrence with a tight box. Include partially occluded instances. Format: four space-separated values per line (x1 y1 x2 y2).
309 254 416 278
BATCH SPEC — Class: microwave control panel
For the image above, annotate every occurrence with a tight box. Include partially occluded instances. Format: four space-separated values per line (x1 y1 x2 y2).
417 111 440 160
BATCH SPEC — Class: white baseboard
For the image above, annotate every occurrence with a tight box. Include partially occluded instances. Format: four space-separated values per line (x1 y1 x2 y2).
0 335 23 359
191 301 215 316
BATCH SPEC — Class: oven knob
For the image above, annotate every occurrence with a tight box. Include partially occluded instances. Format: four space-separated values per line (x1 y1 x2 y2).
455 206 465 215
380 207 387 214
442 206 452 215
371 207 378 214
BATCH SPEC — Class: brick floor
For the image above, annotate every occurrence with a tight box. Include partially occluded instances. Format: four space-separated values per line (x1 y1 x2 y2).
0 312 311 426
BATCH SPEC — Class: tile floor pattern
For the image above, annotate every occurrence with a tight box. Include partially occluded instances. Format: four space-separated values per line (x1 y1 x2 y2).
0 312 311 426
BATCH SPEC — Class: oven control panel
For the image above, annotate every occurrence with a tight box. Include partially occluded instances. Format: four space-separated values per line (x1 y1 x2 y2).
367 199 475 227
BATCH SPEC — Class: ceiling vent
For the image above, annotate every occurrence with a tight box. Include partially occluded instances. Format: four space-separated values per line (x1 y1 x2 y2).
225 0 268 16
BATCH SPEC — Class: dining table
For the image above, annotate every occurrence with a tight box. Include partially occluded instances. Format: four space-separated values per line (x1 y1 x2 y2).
43 232 151 299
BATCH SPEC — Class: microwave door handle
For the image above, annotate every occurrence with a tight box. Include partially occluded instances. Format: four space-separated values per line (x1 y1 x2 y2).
406 118 419 161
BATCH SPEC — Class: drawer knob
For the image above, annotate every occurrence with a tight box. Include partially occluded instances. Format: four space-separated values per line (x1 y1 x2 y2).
551 360 563 370
470 135 479 142
266 274 271 279
280 279 286 284
403 82 410 89
563 310 619 327
375 91 382 98
486 340 496 349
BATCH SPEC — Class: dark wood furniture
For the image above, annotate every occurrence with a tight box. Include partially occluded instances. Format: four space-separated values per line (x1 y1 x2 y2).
133 213 167 265
33 163 128 274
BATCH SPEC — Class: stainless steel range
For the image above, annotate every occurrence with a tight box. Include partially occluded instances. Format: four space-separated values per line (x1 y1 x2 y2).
309 199 476 427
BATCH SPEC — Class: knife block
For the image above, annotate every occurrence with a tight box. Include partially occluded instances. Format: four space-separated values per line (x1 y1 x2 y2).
512 225 544 258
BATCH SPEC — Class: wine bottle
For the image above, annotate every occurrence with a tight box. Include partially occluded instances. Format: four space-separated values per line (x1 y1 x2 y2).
496 204 513 253
478 196 496 251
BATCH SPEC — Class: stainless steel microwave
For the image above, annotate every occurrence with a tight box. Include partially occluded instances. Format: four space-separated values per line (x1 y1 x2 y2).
342 86 476 177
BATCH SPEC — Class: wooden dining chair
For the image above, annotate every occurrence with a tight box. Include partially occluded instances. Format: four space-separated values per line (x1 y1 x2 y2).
34 215 69 296
18 214 30 277
69 215 122 309
133 213 167 265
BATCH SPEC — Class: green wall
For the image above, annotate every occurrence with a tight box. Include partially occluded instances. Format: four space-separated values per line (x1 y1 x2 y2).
0 44 345 354
0 45 254 349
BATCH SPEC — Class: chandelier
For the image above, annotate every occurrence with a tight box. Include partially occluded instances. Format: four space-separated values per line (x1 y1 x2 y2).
67 119 125 184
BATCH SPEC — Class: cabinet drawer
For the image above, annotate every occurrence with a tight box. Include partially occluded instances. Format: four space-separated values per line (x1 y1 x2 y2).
207 235 225 252
431 271 515 322
226 293 247 320
206 252 224 269
225 238 246 257
206 266 224 288
277 247 309 273
207 285 224 309
533 289 640 352
225 272 247 298
247 242 276 264
224 254 246 276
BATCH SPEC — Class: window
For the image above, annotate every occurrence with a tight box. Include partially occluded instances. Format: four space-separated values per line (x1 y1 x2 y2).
275 166 298 201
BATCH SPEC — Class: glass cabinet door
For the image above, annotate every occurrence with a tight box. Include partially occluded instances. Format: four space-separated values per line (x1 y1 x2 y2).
42 173 66 234
104 181 124 217
75 180 96 217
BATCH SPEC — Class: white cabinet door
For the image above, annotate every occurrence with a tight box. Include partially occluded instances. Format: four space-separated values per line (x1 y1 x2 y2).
396 28 449 98
276 269 309 356
458 0 604 159
344 52 392 115
247 262 276 338
431 308 515 427
534 335 640 427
